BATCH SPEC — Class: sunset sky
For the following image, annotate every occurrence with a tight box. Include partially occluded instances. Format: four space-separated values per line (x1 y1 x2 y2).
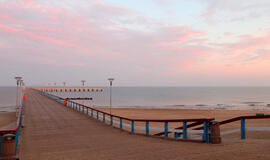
0 0 270 86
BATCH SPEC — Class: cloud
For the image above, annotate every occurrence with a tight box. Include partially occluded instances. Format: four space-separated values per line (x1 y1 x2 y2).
1 0 270 86
201 0 270 23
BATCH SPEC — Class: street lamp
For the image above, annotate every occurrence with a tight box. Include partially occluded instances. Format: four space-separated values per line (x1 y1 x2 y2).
14 76 22 117
108 78 114 115
81 80 86 105
81 80 86 86
19 80 23 106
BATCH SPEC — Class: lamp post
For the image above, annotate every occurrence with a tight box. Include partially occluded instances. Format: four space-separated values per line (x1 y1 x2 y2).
19 80 23 107
81 80 86 105
15 77 22 117
81 80 86 86
108 78 114 115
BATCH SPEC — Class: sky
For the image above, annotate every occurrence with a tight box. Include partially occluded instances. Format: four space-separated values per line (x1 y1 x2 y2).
0 0 270 86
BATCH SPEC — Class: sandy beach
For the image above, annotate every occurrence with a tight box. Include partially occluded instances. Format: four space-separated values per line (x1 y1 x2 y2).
99 108 270 140
0 112 16 130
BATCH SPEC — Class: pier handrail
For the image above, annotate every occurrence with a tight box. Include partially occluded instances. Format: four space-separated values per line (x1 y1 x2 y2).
39 89 214 143
38 89 270 142
186 115 270 140
40 90 213 123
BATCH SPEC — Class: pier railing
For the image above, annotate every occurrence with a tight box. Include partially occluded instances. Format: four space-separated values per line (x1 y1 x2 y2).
219 115 270 139
39 90 214 143
0 92 24 157
170 115 270 140
38 89 270 142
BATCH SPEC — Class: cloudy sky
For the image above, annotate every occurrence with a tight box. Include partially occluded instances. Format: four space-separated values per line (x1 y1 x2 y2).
0 0 270 86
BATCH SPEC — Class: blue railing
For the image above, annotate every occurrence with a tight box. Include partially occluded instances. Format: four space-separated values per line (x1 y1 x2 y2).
41 89 270 142
39 90 214 143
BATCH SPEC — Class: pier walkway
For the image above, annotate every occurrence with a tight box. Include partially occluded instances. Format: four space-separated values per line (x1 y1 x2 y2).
19 89 270 160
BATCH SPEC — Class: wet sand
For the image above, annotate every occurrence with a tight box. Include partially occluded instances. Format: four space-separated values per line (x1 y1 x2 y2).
0 112 16 130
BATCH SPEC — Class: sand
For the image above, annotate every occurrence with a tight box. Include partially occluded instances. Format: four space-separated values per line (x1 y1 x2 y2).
98 108 270 139
0 112 16 130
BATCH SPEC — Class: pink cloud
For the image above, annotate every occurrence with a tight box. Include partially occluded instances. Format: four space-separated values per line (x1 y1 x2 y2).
223 31 270 63
162 26 206 43
201 0 270 22
1 0 269 86
0 23 85 49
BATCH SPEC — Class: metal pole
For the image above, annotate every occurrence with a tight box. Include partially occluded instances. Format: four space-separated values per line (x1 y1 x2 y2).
18 81 21 109
108 78 114 115
110 82 112 115
16 82 19 117
81 80 86 106
14 77 22 117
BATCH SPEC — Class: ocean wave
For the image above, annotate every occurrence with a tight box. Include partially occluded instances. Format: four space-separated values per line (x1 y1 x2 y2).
0 105 16 112
95 104 270 111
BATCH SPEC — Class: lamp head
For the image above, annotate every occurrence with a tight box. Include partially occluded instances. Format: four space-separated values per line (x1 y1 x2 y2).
108 78 114 82
14 77 22 81
14 77 22 86
81 80 86 86
108 78 114 86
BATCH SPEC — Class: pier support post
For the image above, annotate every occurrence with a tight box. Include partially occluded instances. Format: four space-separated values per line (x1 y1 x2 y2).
203 121 210 143
131 121 134 133
82 106 84 113
241 119 246 139
0 135 2 157
174 132 180 139
103 113 105 123
110 116 113 126
183 121 187 140
120 118 122 129
210 120 221 144
146 121 149 135
164 122 168 137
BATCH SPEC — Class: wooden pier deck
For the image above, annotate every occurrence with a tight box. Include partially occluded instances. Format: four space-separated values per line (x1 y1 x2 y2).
19 89 270 160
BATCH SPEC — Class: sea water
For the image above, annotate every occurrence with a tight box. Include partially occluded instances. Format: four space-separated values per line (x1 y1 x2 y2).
1 86 270 111
0 87 17 112
51 87 270 110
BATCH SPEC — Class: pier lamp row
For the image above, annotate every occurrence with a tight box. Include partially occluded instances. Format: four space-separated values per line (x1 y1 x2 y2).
37 88 103 92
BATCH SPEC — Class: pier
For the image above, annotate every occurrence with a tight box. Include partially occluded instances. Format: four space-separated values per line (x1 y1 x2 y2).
19 89 201 159
1 88 270 159
20 89 214 159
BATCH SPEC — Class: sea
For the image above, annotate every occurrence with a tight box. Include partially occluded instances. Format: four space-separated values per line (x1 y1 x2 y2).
0 87 18 112
1 86 270 112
